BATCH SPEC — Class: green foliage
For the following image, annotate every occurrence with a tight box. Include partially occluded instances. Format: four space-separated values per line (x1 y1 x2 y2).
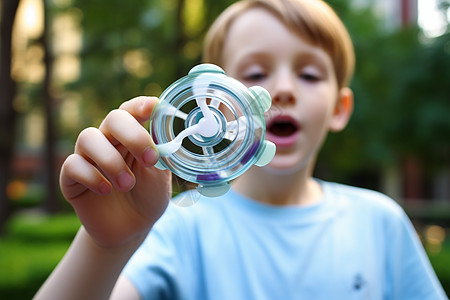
50 0 450 182
9 183 45 209
428 242 450 296
0 213 80 299
319 2 450 181
60 0 235 126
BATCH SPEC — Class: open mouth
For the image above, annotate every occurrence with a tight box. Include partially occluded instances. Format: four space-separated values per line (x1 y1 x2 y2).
268 119 298 137
266 115 300 147
268 115 299 136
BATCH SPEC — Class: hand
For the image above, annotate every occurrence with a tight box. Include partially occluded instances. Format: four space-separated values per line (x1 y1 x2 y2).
60 96 172 249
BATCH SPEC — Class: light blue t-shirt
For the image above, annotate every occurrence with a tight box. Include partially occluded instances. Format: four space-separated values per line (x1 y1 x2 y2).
123 181 447 299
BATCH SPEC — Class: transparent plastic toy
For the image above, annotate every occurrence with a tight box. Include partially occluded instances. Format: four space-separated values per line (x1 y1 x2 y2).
150 64 276 198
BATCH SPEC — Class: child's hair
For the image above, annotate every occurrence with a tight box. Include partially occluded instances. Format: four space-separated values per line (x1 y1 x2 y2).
203 0 355 89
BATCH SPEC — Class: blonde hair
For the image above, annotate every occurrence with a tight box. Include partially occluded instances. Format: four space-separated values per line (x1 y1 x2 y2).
203 0 355 88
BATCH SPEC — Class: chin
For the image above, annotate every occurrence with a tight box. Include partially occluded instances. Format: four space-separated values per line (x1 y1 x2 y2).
263 154 307 176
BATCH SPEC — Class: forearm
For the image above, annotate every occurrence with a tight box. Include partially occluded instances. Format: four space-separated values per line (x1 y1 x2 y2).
34 226 145 300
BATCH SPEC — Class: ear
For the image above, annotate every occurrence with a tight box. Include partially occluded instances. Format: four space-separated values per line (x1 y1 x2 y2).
329 87 354 132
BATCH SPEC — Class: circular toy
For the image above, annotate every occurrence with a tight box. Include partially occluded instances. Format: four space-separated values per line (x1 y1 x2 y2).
150 64 276 198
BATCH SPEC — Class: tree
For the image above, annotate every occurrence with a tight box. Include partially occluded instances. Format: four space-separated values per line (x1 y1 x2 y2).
9 0 447 209
0 0 21 233
319 0 450 198
61 0 234 123
42 0 59 212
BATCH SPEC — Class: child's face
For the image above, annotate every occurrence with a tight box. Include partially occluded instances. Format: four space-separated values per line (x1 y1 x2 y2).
222 8 345 173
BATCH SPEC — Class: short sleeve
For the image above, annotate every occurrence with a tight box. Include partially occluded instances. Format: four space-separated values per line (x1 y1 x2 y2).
384 205 447 299
123 204 198 300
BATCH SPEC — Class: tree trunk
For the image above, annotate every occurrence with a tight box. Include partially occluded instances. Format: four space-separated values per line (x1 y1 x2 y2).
0 0 21 234
42 0 60 213
403 155 423 201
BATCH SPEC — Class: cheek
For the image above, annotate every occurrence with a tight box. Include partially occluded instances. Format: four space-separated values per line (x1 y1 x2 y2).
306 100 332 126
303 93 337 137
309 87 337 118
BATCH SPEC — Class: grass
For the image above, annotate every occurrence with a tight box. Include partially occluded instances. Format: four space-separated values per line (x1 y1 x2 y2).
0 212 80 299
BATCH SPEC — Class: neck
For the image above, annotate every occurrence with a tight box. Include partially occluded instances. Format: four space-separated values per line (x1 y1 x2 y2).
232 164 322 206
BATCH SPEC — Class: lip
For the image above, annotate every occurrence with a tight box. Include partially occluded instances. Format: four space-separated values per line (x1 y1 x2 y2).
265 115 300 148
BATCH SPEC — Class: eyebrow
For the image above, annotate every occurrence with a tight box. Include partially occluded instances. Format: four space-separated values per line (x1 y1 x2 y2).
233 51 272 65
295 52 330 72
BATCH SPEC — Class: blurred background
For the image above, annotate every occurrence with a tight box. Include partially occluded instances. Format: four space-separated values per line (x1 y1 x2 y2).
0 0 449 298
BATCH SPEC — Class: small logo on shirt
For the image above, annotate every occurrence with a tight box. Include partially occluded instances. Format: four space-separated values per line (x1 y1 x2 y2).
353 274 365 291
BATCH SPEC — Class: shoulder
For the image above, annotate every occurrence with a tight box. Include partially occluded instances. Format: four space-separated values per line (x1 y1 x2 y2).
321 182 446 299
321 180 407 222
321 181 422 257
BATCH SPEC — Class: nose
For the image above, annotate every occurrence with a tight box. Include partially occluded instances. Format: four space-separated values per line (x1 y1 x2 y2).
271 69 296 105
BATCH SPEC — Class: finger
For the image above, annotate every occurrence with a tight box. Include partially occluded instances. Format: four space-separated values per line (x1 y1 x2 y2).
60 154 112 200
118 96 159 125
99 109 159 167
75 127 136 192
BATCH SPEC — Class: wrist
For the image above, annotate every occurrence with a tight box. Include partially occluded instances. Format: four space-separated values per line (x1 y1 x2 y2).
79 226 149 260
34 226 150 300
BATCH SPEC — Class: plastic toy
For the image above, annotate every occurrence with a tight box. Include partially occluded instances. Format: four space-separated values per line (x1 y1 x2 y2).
150 64 276 198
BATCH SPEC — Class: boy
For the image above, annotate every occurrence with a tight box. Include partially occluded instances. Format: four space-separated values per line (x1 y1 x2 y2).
35 0 446 299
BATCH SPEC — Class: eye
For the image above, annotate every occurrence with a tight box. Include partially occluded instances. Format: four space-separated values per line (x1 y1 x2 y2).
298 66 322 82
243 72 267 82
240 64 268 83
300 73 320 82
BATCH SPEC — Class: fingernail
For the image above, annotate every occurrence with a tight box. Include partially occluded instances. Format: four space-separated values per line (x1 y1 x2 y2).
143 147 159 166
98 182 111 195
117 171 134 189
